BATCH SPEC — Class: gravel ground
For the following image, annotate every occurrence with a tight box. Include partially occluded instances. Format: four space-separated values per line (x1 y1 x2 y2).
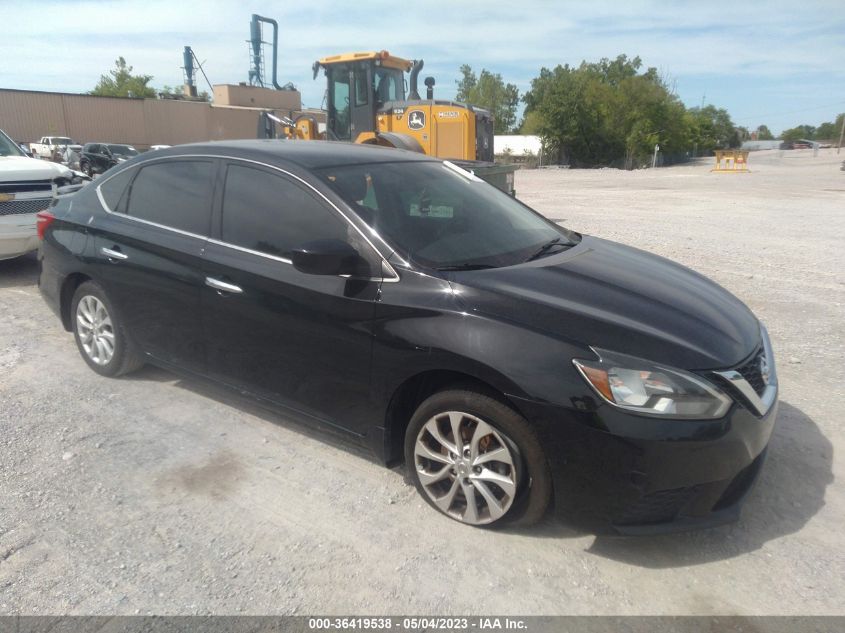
0 149 842 615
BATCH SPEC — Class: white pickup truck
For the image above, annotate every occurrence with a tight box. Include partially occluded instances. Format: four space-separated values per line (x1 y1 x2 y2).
29 135 83 162
1 129 84 260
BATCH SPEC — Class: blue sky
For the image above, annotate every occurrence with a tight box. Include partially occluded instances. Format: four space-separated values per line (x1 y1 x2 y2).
1 0 843 134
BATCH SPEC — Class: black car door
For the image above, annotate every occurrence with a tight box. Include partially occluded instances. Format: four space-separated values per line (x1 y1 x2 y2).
201 160 382 435
90 145 106 172
91 158 217 371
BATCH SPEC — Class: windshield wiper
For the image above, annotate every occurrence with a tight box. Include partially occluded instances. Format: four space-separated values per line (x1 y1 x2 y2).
437 263 497 271
524 237 572 262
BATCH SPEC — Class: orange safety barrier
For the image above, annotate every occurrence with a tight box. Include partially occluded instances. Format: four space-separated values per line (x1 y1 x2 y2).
712 149 750 172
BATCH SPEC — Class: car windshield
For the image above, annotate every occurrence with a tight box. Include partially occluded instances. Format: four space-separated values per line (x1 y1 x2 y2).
108 144 138 157
316 161 579 270
0 130 25 157
54 138 74 145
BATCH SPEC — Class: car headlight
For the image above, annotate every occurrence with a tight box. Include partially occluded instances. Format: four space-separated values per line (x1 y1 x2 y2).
573 349 732 419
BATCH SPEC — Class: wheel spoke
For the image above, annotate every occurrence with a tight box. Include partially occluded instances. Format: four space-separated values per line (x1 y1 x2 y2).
471 467 516 497
469 419 494 462
473 445 513 468
425 419 457 455
461 480 479 523
448 412 464 454
417 465 452 486
95 339 108 363
77 314 92 333
415 441 453 465
79 298 94 323
99 336 114 356
433 477 461 513
473 480 506 520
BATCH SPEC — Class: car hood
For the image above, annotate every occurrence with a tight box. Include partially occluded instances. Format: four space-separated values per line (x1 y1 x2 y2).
0 156 72 182
449 235 760 370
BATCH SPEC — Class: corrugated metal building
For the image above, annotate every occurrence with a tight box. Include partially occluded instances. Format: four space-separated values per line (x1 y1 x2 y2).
0 87 322 149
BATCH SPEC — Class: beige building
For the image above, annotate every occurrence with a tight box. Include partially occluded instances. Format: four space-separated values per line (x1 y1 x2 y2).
0 86 323 150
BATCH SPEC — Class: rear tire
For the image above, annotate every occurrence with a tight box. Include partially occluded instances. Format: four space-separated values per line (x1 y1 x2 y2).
71 281 144 377
404 389 552 527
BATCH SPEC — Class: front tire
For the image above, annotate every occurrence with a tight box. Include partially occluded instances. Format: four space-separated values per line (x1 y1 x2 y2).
404 389 552 527
71 281 143 377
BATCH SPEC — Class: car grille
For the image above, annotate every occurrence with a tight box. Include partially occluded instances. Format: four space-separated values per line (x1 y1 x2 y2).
0 180 53 194
0 198 52 216
735 349 767 396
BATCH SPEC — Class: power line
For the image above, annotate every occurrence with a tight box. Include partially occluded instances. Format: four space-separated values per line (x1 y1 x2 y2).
732 100 845 123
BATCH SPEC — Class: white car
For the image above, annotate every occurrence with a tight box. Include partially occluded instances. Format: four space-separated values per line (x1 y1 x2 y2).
1 129 79 260
30 136 83 161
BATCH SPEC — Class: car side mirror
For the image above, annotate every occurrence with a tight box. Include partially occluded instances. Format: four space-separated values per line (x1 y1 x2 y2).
291 239 369 277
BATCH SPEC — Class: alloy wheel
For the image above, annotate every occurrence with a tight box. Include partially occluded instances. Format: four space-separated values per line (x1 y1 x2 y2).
414 411 518 525
76 295 115 366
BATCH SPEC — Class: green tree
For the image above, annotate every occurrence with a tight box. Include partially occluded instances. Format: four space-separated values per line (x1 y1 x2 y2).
455 65 520 134
814 121 837 141
685 105 739 151
522 54 692 167
781 125 815 142
90 57 156 98
755 125 775 140
519 110 543 135
455 65 476 102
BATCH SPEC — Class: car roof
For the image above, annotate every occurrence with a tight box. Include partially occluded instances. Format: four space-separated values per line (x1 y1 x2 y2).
157 139 438 169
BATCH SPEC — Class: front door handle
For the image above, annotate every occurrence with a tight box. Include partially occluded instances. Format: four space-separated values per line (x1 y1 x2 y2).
205 277 243 294
101 246 128 261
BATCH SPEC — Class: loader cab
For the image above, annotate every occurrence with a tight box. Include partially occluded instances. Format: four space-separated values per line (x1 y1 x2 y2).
316 51 410 142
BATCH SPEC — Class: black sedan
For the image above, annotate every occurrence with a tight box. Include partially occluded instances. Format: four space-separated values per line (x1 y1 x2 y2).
79 143 139 176
37 140 778 533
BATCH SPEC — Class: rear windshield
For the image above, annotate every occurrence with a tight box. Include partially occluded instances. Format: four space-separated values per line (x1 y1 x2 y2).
316 161 579 270
108 145 139 157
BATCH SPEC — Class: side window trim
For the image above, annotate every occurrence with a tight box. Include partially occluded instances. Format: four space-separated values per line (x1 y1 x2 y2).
95 158 218 241
95 153 399 281
213 157 398 281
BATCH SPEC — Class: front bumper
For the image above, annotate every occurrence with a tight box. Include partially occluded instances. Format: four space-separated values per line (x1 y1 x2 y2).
514 393 778 534
0 214 39 260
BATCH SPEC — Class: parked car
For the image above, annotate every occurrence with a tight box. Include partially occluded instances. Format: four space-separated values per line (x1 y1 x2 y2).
38 141 778 532
30 136 82 161
0 128 82 260
79 143 139 177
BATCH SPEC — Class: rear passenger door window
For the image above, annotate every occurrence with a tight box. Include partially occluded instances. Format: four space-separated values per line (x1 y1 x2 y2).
98 168 135 213
220 163 353 259
126 160 214 236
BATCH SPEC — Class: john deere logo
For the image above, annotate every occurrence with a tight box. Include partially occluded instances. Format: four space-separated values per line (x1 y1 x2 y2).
408 110 426 130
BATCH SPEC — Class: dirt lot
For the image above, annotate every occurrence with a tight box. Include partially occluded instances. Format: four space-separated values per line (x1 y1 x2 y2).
1 149 843 615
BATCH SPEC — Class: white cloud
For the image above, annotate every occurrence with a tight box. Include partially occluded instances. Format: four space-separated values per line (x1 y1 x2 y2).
1 0 842 127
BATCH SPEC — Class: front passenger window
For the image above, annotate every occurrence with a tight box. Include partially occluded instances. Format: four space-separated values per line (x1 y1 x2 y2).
221 164 353 259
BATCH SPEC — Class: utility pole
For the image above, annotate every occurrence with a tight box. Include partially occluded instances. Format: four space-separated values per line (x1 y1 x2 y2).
652 144 660 168
838 115 845 155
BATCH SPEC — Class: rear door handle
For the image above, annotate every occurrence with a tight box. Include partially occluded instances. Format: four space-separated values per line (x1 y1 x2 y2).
205 277 243 294
100 246 128 261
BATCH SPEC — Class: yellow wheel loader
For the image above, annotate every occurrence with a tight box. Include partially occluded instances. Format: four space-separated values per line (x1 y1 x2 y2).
259 50 516 195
